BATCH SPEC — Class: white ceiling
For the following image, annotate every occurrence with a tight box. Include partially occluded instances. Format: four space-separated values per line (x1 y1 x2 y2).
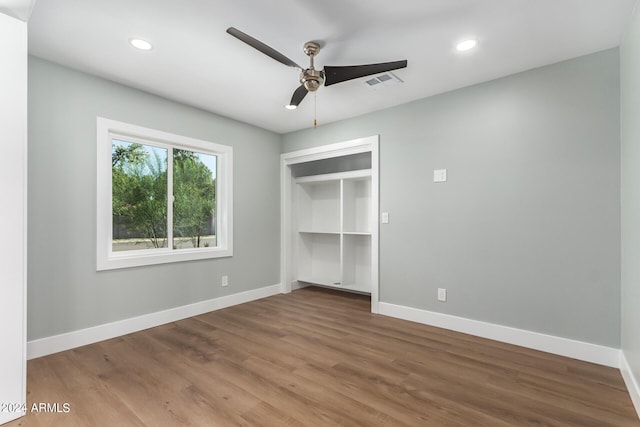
0 0 36 20
28 0 636 134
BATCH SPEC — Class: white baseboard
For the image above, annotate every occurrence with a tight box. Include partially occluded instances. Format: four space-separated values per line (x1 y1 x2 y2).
620 351 640 419
27 284 281 360
378 302 620 368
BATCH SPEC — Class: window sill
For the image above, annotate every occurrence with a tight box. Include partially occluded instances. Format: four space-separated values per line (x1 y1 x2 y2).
97 246 233 271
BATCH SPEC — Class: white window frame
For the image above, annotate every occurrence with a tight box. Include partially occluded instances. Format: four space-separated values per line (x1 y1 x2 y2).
97 117 233 270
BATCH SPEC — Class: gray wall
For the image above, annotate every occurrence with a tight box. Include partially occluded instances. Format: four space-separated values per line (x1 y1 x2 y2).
621 6 640 390
28 57 281 341
282 49 621 347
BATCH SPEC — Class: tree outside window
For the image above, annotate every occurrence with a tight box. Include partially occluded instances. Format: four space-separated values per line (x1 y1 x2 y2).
111 140 217 252
173 149 217 249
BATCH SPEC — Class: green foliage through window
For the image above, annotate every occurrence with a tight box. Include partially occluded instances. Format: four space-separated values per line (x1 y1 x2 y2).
173 149 217 249
111 140 217 252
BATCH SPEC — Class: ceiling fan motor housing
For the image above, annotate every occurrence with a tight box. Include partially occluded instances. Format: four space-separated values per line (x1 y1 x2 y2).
301 68 324 92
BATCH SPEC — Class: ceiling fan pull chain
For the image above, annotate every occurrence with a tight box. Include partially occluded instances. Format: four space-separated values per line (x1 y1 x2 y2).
314 92 317 128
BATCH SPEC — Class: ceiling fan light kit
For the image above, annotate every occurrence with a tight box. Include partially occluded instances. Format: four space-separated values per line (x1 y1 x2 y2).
226 27 407 110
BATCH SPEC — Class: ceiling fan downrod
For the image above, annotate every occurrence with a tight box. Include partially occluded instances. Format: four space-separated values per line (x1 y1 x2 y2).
301 41 324 92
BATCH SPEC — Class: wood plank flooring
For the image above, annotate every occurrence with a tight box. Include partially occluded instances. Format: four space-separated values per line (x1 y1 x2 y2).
6 286 639 426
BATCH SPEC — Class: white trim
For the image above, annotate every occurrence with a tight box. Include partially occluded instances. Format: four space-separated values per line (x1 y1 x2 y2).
621 351 640 419
280 136 380 313
370 140 379 313
378 302 620 367
27 284 281 360
282 136 377 166
280 160 291 294
96 117 233 271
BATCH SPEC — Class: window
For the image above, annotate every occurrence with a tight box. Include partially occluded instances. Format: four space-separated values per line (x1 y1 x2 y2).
97 117 232 270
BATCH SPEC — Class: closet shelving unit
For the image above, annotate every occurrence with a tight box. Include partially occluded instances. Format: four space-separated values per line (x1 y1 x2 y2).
295 169 372 293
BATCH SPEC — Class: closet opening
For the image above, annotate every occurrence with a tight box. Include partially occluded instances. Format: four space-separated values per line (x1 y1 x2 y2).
280 136 379 312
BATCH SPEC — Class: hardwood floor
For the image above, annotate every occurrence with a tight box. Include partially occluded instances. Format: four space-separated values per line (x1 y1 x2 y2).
6 286 639 426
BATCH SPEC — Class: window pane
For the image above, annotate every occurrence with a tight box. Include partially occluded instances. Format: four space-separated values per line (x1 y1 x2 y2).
173 149 217 249
112 140 168 252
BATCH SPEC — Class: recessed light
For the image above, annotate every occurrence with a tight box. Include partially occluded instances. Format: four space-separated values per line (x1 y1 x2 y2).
284 104 297 110
456 39 477 52
129 38 153 51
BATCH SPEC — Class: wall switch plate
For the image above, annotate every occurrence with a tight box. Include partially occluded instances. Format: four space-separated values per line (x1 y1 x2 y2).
437 288 447 302
221 275 228 287
381 212 389 224
434 169 447 183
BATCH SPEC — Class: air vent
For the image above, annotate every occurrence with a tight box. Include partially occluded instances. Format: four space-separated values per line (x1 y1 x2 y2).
366 78 381 86
363 72 404 91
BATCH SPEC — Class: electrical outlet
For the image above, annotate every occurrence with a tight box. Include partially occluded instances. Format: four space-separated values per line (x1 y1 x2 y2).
437 288 447 302
221 275 228 287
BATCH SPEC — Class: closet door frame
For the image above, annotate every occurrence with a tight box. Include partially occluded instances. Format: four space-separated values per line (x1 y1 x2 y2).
280 135 379 313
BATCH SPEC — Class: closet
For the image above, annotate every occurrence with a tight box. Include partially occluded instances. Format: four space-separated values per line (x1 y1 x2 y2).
281 136 379 311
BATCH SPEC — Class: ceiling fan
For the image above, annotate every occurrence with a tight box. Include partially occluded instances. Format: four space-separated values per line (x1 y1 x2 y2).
226 27 408 109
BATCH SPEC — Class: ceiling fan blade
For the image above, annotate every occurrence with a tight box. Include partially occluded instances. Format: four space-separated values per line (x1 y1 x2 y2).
289 85 308 107
323 60 408 86
226 27 302 70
